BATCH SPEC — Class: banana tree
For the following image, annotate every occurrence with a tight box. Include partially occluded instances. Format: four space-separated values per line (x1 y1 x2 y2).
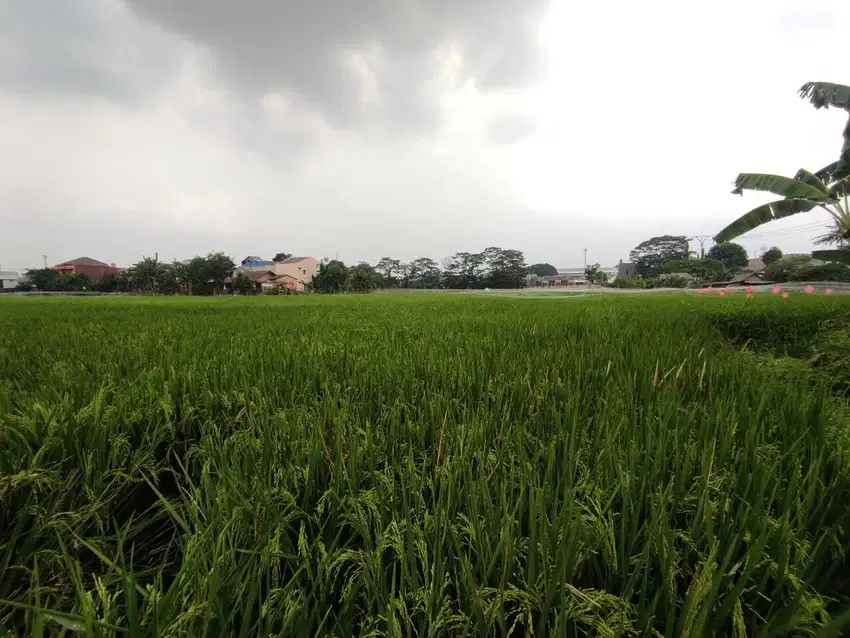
715 82 850 263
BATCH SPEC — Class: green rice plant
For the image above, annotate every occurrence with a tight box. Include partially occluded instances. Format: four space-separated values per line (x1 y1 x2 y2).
0 293 848 636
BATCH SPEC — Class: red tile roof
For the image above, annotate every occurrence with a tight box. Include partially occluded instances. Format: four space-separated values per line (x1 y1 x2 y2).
54 257 110 268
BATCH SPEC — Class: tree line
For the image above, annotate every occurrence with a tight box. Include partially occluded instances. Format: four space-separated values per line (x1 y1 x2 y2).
18 253 236 294
312 247 529 293
16 247 537 294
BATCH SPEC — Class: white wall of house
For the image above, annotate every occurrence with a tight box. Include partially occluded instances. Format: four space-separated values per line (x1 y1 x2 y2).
0 271 19 289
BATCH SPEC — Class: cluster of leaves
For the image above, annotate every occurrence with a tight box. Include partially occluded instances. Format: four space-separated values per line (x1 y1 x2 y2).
20 253 237 295
1 295 849 635
625 236 752 287
764 255 850 282
315 247 528 293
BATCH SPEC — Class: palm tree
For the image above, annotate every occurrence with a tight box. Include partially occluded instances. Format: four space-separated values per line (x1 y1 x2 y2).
715 82 850 262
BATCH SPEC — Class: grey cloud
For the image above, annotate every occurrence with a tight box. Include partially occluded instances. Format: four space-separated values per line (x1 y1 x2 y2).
0 0 183 103
123 0 548 132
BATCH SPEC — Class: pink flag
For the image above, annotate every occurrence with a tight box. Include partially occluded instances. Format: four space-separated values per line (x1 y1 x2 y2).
826 288 834 296
782 292 789 299
804 285 814 295
772 285 781 295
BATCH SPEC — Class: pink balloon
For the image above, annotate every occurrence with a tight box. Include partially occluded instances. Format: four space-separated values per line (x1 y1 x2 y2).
772 285 781 295
826 288 834 296
745 286 755 295
804 285 814 295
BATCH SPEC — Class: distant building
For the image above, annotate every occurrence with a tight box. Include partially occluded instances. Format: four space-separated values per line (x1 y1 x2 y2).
52 257 119 281
235 255 318 292
0 270 19 289
617 261 637 279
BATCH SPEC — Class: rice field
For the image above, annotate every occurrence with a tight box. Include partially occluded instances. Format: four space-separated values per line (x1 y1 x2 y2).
1 294 849 636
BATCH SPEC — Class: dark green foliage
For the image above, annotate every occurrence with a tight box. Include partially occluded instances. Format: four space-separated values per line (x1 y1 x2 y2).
312 259 348 293
442 248 527 289
629 236 689 275
793 261 850 282
708 242 748 271
762 246 783 265
764 255 814 282
527 263 558 277
232 272 254 295
347 262 378 292
654 258 727 282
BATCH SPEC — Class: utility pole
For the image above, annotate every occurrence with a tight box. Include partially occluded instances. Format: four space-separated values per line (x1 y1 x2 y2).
42 254 47 269
583 248 587 269
688 235 711 259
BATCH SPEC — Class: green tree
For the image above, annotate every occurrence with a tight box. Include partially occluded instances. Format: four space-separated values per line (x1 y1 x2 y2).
707 242 748 271
442 252 486 289
205 252 236 294
273 252 293 262
375 257 402 287
716 82 850 264
408 257 441 288
629 236 689 276
313 259 348 293
527 263 558 277
133 256 165 293
347 262 378 292
584 263 607 285
24 268 60 291
232 272 254 295
761 246 783 266
483 247 526 288
94 273 123 293
764 255 814 282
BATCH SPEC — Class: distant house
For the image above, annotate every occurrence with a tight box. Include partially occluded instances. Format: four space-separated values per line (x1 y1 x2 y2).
235 270 300 293
52 257 119 281
235 255 318 292
0 270 19 290
617 261 637 279
272 257 318 291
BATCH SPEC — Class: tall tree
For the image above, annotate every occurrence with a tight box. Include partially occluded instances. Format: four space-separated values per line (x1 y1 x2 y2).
375 257 402 287
442 252 486 289
313 259 348 293
761 246 783 266
347 262 378 292
232 272 254 295
24 268 60 291
483 247 527 288
584 263 607 285
629 236 689 275
716 82 850 263
527 263 558 277
133 255 165 293
408 257 441 288
205 252 236 294
707 242 748 271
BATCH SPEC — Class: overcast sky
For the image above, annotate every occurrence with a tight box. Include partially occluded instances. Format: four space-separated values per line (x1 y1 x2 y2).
1 0 849 271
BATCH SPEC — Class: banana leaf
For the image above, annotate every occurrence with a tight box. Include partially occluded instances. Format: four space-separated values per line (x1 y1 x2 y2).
732 173 828 201
715 199 819 242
